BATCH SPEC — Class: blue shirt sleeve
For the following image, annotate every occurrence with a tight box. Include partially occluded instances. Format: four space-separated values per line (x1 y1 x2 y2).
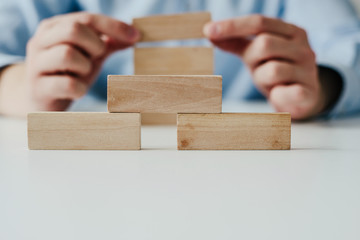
0 0 77 69
0 2 28 68
282 0 360 117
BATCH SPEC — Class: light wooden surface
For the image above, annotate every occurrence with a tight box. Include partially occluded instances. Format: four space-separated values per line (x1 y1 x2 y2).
134 47 214 75
133 11 211 42
28 112 141 150
2 101 360 240
177 113 291 150
108 75 222 114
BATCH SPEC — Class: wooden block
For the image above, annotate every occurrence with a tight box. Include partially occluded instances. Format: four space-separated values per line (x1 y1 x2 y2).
108 75 222 113
134 47 214 75
133 12 211 42
28 112 141 150
141 113 177 125
177 113 291 150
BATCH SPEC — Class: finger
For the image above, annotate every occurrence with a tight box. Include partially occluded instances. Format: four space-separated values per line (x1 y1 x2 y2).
253 61 304 95
242 33 303 69
204 14 297 40
35 44 92 77
68 12 140 44
100 34 134 57
37 75 88 100
36 21 106 59
269 84 317 119
210 38 250 56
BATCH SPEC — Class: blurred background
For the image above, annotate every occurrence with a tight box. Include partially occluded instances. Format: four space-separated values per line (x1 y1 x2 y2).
352 0 360 14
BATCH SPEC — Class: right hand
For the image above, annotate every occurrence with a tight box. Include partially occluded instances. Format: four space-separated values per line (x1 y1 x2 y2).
25 12 140 111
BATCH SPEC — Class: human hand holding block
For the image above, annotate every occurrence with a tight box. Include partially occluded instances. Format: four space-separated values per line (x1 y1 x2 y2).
203 14 340 120
21 13 140 114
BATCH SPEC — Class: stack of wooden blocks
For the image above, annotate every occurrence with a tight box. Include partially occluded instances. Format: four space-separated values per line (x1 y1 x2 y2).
28 12 291 151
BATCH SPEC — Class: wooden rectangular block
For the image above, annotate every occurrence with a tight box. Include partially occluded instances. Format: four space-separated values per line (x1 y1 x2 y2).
177 113 291 150
141 113 177 125
133 12 211 42
108 75 222 113
134 47 214 75
28 112 141 150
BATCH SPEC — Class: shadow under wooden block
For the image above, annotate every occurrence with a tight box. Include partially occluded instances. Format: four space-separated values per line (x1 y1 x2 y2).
108 75 222 114
28 112 141 150
134 47 214 75
133 11 211 42
177 113 291 150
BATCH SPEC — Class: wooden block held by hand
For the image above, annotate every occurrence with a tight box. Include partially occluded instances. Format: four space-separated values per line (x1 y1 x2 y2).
28 112 141 150
134 47 214 75
133 11 211 42
177 113 291 150
108 75 222 113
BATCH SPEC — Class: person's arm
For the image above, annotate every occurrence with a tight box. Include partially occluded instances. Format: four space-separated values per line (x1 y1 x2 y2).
0 64 28 116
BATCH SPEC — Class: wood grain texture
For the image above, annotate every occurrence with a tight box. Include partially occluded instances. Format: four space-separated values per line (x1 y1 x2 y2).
28 112 141 150
141 113 177 125
107 75 222 113
177 113 291 150
133 12 211 42
134 47 214 75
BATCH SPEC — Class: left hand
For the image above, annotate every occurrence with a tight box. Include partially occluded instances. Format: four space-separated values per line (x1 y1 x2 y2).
204 15 326 120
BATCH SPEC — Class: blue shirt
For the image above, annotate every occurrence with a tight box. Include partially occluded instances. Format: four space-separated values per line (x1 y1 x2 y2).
0 0 359 117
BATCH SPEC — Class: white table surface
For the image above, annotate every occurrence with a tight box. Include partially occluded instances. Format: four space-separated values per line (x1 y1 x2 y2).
1 100 360 240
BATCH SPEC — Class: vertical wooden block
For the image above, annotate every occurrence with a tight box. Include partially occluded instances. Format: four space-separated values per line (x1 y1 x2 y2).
141 113 177 125
28 112 141 150
177 113 291 150
134 47 214 75
108 75 222 114
133 12 211 42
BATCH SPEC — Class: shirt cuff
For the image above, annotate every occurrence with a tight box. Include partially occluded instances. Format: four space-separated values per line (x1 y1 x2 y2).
0 53 25 69
318 62 360 118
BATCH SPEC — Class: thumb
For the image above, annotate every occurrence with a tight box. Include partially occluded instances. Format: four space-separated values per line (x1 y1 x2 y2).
101 35 135 57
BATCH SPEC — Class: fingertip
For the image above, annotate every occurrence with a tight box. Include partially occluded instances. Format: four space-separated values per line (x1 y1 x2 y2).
203 23 212 37
127 26 141 42
203 22 220 39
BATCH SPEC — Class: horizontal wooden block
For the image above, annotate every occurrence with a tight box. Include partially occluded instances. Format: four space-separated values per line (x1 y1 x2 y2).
28 112 141 150
133 11 211 42
134 47 214 75
108 75 222 113
177 113 291 150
